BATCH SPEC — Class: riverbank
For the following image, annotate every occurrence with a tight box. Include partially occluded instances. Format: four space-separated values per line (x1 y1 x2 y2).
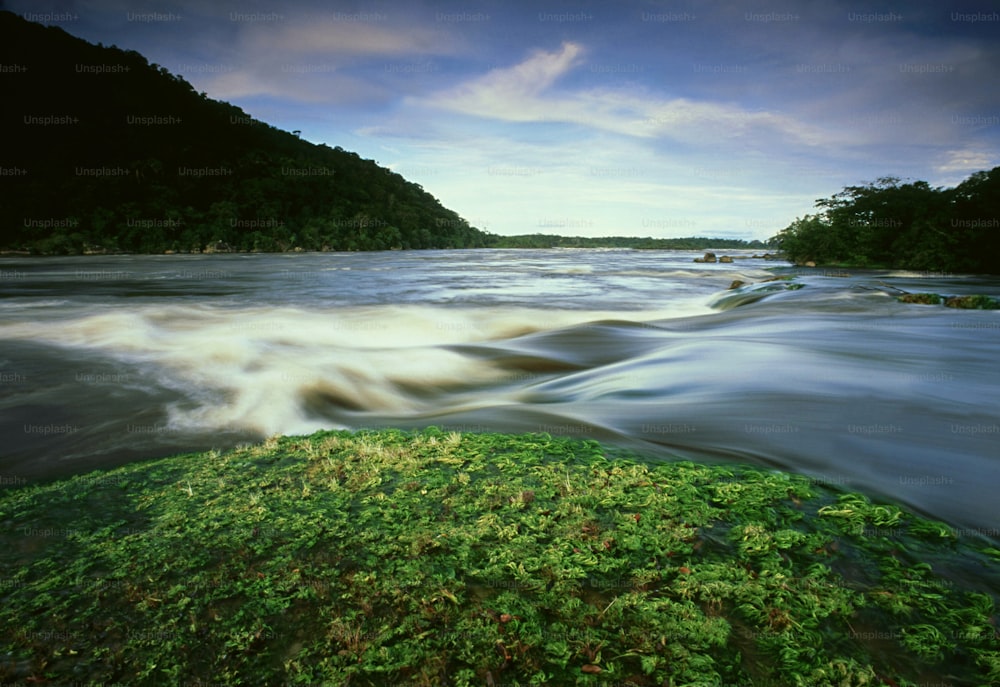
2 429 998 685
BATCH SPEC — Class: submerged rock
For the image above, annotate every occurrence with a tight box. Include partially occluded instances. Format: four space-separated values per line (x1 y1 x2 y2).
204 241 234 253
719 255 734 263
898 293 943 305
896 293 1000 309
944 295 1000 309
728 280 746 290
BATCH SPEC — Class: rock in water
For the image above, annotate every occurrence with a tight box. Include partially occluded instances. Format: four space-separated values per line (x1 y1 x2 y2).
694 252 717 263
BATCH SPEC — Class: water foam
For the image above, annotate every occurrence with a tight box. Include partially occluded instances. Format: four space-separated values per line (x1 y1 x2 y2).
0 303 710 436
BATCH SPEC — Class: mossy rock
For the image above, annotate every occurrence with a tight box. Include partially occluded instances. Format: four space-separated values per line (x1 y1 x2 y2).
944 294 1000 310
897 293 1000 309
1 429 998 685
897 292 943 305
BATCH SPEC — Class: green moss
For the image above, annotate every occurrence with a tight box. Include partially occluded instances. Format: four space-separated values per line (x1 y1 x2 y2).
897 292 943 305
944 294 1000 309
896 293 1000 309
1 429 997 685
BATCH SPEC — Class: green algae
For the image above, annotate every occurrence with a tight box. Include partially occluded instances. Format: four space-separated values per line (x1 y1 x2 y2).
897 292 944 305
897 292 1000 309
1 429 997 685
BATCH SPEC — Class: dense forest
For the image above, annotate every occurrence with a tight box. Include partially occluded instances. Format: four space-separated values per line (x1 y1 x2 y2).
0 12 488 254
770 170 1000 274
487 234 766 249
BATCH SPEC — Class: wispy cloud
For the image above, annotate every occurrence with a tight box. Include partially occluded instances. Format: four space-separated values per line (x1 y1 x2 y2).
241 20 460 58
418 42 834 151
425 41 586 119
195 17 463 103
935 148 996 178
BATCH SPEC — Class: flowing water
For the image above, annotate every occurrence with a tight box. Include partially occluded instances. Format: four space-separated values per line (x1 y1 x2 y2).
1 249 998 537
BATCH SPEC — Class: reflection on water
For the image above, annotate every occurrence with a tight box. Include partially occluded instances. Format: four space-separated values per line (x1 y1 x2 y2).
1 250 999 535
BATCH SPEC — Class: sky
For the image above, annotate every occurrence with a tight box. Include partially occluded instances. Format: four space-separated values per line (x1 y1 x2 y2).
8 0 1000 239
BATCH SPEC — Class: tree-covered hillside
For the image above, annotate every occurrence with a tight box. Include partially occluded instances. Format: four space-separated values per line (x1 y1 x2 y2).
770 170 1000 274
0 12 488 253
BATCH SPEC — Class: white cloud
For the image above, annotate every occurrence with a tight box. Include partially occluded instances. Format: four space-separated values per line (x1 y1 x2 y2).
192 17 462 103
418 42 834 150
431 41 586 119
349 122 824 239
242 21 460 58
346 42 853 238
934 149 997 183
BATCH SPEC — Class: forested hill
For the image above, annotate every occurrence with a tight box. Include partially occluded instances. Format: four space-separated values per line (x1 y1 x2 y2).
0 12 489 253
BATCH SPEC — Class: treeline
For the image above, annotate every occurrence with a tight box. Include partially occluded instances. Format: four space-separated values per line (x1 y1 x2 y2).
485 234 766 249
0 12 488 254
771 170 1000 273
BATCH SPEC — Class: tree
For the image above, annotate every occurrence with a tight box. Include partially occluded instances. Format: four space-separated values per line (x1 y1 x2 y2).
770 170 1000 273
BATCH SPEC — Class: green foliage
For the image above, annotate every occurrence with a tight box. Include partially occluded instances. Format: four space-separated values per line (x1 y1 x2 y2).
0 13 488 254
770 171 1000 274
1 430 998 685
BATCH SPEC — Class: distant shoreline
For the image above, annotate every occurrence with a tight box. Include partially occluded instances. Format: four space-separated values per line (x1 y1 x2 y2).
1 245 780 257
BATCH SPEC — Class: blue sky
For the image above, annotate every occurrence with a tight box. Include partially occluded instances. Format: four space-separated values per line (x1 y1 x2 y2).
11 0 1000 238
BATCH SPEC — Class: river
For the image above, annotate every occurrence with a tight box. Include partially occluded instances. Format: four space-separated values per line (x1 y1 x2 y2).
1 249 998 537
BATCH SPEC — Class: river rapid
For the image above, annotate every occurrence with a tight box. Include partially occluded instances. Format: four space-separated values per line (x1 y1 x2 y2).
1 249 998 537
